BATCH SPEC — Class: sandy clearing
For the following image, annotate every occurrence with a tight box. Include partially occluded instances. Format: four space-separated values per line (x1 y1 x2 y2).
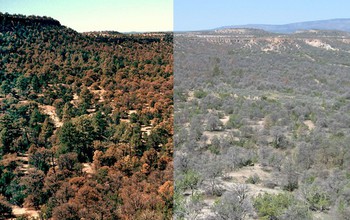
197 164 282 219
222 164 282 197
227 164 272 184
73 93 79 100
128 110 137 115
304 120 315 130
219 115 229 125
203 130 239 145
187 91 195 102
82 163 94 174
120 118 130 123
141 125 152 135
39 105 63 128
70 93 79 107
90 88 106 103
11 205 40 218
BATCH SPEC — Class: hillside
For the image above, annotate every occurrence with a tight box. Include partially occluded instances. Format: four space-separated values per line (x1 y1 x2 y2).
218 18 350 33
0 13 173 219
174 29 350 219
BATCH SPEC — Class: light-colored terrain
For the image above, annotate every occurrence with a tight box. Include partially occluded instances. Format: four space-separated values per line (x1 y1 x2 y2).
39 105 63 127
11 206 40 219
304 39 338 51
82 163 94 175
195 164 282 219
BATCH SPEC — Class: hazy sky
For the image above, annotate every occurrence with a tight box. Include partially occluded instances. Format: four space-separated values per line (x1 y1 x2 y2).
2 1 349 32
1 0 173 32
175 0 350 31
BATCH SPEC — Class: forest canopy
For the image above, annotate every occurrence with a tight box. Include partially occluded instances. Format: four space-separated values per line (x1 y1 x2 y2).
0 13 173 219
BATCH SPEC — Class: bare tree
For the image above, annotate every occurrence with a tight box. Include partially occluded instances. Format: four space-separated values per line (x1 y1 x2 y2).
212 184 252 220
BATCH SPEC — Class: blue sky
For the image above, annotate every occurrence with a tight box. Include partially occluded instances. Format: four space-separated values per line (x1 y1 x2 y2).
1 0 173 32
175 0 350 31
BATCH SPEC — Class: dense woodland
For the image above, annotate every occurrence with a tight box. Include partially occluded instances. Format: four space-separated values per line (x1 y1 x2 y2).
174 29 350 219
0 13 173 219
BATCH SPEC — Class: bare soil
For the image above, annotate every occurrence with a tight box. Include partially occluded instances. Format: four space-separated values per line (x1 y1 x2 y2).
39 105 63 127
11 206 40 219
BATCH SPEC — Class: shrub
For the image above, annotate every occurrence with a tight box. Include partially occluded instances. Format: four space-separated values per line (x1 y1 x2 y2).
0 196 12 216
253 193 294 219
303 185 331 211
226 114 242 129
193 89 207 99
245 174 261 184
212 185 252 220
280 203 312 220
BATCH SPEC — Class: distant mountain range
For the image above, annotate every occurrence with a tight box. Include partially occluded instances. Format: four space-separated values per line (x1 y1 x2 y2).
218 18 350 33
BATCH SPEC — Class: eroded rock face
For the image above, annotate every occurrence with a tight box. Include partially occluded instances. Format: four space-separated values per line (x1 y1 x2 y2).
177 29 350 54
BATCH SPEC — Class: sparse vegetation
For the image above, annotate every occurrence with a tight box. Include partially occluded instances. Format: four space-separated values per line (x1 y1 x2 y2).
174 27 350 219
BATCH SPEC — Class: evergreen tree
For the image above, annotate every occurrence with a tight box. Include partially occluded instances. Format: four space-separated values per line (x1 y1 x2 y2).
130 123 143 155
57 121 79 156
15 75 29 95
62 103 74 122
30 75 40 93
0 80 11 95
92 111 107 140
38 118 54 146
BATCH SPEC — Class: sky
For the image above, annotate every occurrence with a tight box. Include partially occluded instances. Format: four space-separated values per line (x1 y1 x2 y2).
174 0 350 31
2 1 350 32
0 0 173 32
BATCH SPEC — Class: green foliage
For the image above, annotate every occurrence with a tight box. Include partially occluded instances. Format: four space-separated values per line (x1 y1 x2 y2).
226 114 242 129
282 179 298 192
0 80 11 95
29 108 45 139
0 167 16 199
79 86 93 109
29 148 53 173
0 197 12 216
15 75 29 94
0 114 21 155
304 185 331 211
92 111 107 140
129 112 139 124
212 64 222 76
173 187 186 218
178 170 201 195
0 12 173 218
146 127 170 150
130 123 143 155
337 198 350 220
57 153 80 172
7 177 26 205
57 116 97 162
57 121 79 154
174 90 187 102
253 193 294 219
38 118 54 146
61 103 74 122
193 89 207 99
208 144 220 155
282 203 312 220
30 75 41 93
